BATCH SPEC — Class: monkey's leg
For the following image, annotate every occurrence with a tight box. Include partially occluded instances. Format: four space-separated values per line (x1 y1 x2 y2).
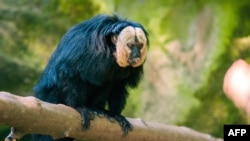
107 84 133 135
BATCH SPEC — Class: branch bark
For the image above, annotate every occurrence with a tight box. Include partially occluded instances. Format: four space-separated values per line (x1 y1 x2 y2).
0 91 223 141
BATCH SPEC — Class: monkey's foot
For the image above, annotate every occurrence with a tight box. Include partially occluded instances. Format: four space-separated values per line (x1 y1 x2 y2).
77 108 95 130
107 114 133 135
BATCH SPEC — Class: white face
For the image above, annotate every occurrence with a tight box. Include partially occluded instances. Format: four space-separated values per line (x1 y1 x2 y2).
112 26 148 68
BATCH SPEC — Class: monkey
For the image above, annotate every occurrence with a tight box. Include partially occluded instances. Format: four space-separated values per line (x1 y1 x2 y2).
32 14 149 141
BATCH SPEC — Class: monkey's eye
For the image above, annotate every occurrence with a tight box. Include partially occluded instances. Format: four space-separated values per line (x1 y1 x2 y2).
137 43 144 49
127 43 133 49
127 43 143 49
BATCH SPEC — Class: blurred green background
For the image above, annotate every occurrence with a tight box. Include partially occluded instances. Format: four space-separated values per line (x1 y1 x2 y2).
1 0 250 140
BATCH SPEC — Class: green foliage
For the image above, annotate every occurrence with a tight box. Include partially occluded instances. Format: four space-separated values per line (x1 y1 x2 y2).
0 0 101 69
57 0 101 23
233 3 250 37
179 1 250 137
0 54 39 95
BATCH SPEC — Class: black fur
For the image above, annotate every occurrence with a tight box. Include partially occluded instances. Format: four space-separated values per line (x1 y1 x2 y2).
32 14 148 141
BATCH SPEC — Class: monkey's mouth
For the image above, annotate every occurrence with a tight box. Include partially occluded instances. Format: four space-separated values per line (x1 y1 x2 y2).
128 57 140 66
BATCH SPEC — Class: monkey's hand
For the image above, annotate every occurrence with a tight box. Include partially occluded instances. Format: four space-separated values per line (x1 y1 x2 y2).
106 113 133 135
114 115 133 135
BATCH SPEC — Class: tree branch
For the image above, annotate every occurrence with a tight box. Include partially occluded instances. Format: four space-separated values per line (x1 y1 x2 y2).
0 91 223 141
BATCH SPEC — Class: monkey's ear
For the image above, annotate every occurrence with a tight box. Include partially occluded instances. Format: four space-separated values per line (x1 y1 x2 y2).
111 35 118 45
